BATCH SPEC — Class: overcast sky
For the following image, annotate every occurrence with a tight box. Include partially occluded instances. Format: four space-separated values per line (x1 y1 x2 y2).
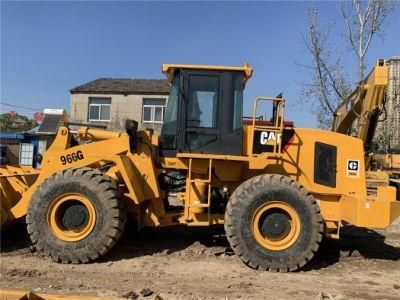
1 1 399 128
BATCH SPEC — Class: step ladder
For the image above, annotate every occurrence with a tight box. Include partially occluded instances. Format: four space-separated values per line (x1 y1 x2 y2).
186 158 213 223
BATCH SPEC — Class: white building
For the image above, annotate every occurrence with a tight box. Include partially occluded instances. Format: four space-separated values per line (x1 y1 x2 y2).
70 78 170 134
376 56 400 149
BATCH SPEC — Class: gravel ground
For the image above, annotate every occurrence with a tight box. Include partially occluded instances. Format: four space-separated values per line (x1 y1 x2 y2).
1 219 400 300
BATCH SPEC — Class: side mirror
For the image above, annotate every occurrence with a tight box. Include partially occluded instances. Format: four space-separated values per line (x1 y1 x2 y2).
125 119 138 137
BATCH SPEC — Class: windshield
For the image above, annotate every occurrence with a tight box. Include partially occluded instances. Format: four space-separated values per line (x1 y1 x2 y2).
160 74 179 150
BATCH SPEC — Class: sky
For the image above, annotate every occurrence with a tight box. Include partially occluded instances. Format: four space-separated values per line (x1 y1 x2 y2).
1 1 399 128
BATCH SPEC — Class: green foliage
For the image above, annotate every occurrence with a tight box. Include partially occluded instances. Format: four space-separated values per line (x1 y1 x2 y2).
373 133 400 154
390 144 400 154
0 112 37 132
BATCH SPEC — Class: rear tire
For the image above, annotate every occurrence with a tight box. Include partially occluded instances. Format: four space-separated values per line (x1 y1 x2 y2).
27 167 126 263
225 174 323 272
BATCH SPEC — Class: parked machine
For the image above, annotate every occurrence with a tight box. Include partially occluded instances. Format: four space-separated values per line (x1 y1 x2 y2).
1 62 399 272
332 59 400 196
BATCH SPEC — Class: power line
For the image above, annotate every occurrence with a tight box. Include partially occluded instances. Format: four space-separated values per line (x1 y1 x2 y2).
0 102 43 112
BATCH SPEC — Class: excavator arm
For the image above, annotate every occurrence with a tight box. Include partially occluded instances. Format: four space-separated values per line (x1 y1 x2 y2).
332 59 388 153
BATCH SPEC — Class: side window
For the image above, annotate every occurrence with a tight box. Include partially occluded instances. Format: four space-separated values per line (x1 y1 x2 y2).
160 77 180 150
88 97 111 121
231 73 244 132
187 75 219 128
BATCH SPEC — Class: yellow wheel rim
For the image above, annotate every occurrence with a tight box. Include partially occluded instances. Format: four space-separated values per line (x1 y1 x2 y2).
47 193 96 242
252 201 301 251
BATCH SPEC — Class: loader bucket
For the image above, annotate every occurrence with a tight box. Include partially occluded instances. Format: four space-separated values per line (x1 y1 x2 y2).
0 289 121 300
0 165 39 227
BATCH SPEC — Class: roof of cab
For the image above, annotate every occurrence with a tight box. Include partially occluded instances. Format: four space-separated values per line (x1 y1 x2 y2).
162 62 253 85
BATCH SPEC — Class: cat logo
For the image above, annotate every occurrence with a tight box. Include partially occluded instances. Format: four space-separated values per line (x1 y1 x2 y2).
260 131 281 145
346 159 360 178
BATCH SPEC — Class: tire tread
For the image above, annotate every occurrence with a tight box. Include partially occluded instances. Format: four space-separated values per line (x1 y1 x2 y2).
27 167 126 264
224 174 323 272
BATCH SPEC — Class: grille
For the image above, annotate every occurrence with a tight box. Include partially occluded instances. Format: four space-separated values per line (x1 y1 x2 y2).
314 142 337 188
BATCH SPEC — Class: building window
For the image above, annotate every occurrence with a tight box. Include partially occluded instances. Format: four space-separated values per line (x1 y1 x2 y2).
142 98 166 123
88 97 111 121
19 143 34 166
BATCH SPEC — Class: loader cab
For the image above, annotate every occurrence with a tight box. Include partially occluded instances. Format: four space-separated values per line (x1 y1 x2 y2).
160 64 252 157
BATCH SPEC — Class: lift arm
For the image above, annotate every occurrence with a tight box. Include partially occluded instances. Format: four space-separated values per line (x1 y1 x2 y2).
332 59 388 152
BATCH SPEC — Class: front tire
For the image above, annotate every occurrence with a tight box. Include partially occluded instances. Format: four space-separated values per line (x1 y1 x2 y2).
27 167 126 263
225 174 323 272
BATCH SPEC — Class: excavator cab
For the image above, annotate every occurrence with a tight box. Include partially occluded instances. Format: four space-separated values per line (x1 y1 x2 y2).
159 64 252 157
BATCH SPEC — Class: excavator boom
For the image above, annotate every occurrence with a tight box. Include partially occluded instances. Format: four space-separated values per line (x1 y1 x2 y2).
332 59 388 153
332 59 399 195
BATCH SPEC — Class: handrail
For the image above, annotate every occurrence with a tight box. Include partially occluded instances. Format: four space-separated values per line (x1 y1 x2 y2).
64 121 107 129
251 97 286 155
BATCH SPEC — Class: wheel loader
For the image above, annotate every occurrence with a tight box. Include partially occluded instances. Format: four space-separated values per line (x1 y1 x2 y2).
1 61 400 272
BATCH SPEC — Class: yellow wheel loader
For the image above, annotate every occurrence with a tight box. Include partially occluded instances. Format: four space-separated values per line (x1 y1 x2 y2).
1 62 399 272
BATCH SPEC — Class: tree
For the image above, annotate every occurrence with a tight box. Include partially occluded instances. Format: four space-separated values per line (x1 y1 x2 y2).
301 0 396 129
375 74 400 152
0 112 37 132
300 7 351 129
340 0 396 82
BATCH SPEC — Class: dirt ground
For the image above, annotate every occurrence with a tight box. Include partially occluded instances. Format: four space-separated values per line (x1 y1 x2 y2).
1 219 400 300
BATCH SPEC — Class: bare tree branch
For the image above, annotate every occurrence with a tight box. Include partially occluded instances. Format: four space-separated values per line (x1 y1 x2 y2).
299 1 396 129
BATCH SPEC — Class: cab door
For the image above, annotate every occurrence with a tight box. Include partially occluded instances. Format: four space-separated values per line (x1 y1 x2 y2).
181 71 223 154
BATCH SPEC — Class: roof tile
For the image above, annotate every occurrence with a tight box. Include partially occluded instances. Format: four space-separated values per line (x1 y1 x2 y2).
70 78 170 94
